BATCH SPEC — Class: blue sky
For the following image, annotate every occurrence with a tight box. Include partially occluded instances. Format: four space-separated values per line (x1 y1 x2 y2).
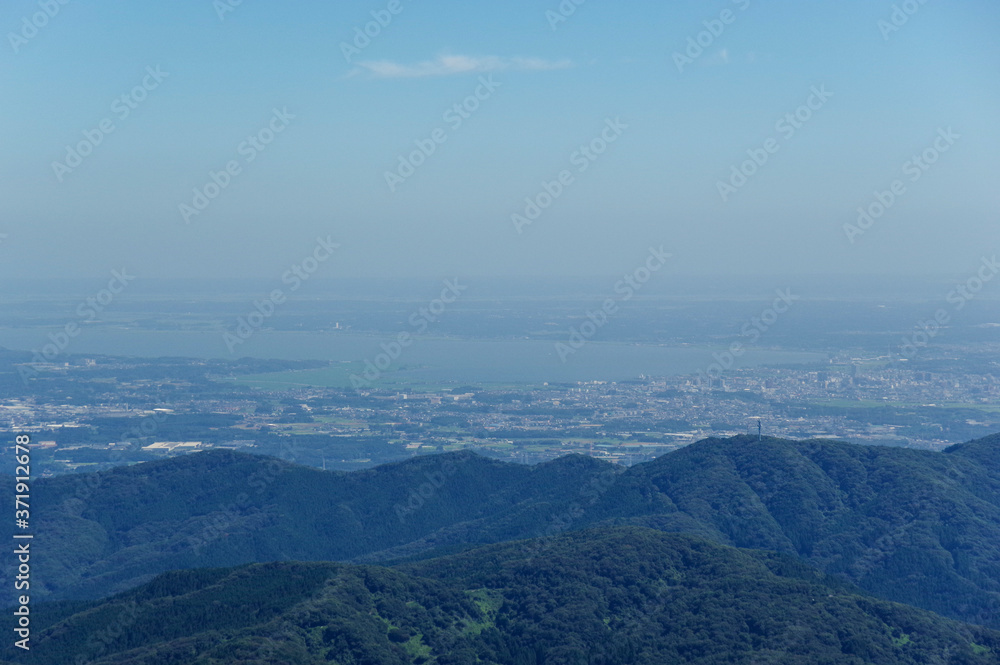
1 0 997 281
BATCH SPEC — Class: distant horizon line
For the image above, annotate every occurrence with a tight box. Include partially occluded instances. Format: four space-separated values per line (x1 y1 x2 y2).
1 273 985 283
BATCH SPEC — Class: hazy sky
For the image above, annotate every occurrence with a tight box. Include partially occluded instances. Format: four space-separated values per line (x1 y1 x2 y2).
1 0 998 282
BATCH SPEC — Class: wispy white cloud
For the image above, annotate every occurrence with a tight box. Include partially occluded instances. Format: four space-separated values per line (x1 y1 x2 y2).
351 54 573 79
703 49 730 67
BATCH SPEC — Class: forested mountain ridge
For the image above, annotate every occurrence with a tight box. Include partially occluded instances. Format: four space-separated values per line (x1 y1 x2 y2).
17 447 619 601
11 433 1000 630
4 528 998 665
591 434 1000 626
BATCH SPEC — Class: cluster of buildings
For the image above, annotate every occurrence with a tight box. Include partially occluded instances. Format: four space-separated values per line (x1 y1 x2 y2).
4 355 998 472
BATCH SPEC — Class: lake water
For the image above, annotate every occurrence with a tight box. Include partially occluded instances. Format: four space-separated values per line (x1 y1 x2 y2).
0 328 824 384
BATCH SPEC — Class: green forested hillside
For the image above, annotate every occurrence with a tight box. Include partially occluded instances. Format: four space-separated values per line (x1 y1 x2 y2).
590 435 1000 626
13 433 1000 630
4 528 998 665
19 449 618 600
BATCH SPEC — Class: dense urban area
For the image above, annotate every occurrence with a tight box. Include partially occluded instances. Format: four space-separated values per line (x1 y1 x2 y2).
3 347 998 476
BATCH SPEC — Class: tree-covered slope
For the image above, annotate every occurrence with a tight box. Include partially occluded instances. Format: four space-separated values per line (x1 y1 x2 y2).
17 448 618 601
14 433 1000 630
5 528 998 665
591 435 1000 626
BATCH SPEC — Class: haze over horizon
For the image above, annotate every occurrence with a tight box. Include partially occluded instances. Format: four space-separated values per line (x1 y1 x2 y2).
2 0 998 285
7 6 1000 665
